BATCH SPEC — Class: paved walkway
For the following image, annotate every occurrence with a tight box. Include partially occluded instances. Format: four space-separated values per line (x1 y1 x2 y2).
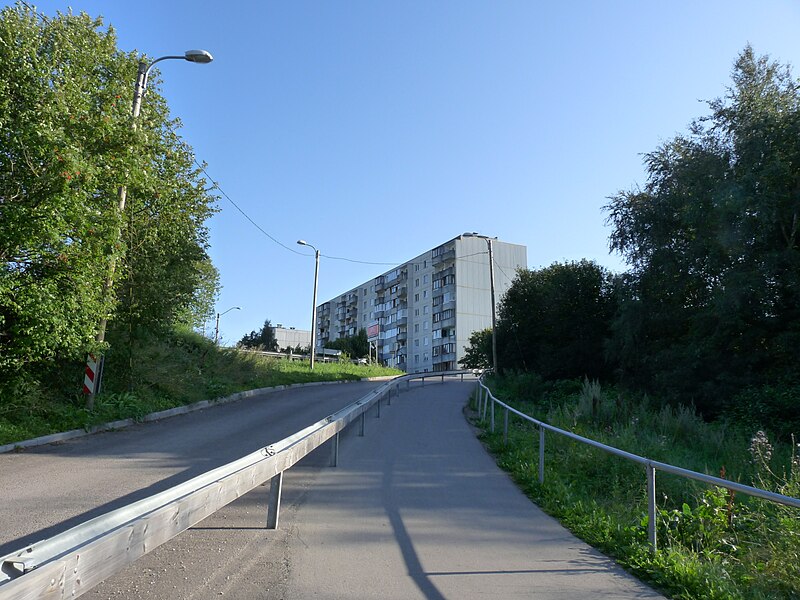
282 380 664 599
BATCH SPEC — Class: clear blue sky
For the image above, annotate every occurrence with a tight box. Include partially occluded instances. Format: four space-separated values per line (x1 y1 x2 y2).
28 1 800 343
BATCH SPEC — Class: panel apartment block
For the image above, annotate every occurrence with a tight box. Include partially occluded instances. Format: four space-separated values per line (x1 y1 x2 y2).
316 233 527 373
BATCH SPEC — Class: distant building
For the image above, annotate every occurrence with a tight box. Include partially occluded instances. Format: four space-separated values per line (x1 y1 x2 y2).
272 325 311 351
316 233 527 372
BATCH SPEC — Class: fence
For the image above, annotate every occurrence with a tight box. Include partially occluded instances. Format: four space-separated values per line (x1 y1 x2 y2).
475 378 800 551
0 371 476 599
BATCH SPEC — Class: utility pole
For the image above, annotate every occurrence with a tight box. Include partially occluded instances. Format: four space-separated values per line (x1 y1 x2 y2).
487 238 498 372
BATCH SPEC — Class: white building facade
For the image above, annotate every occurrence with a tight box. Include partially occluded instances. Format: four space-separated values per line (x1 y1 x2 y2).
272 325 311 351
316 233 527 372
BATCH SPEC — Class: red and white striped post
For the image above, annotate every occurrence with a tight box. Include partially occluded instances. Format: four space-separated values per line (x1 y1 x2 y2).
83 354 99 396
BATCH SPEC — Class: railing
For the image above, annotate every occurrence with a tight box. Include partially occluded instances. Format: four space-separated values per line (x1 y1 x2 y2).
0 371 478 599
475 378 800 551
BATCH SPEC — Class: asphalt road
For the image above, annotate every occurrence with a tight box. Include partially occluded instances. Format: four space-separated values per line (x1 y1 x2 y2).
0 380 385 557
84 380 663 599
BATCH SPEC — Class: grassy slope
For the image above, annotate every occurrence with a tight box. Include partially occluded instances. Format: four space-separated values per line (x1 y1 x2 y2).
0 329 401 446
474 374 800 600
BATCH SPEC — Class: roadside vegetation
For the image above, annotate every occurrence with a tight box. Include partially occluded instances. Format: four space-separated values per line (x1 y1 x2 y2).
472 374 800 600
460 48 800 600
0 327 400 446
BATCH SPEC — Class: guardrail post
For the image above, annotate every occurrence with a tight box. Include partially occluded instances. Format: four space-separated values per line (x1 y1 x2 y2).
538 427 545 484
503 407 509 445
330 432 339 467
359 411 366 436
376 395 381 418
441 374 444 383
266 471 284 529
490 397 495 432
647 464 657 551
388 387 393 405
482 389 489 421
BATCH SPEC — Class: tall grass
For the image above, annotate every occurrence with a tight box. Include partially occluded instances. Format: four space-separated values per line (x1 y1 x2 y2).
474 374 800 600
0 328 401 446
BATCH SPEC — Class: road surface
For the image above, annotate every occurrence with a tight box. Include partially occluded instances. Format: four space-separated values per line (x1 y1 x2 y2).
0 380 384 556
85 380 664 599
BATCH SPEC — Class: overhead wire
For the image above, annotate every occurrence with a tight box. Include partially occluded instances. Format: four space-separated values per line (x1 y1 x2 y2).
19 0 511 274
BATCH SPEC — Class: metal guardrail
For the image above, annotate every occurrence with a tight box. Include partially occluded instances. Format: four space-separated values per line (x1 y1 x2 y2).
0 370 477 599
475 379 800 551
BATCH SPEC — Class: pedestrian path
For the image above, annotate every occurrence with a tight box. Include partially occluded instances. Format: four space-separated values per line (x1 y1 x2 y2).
283 380 664 599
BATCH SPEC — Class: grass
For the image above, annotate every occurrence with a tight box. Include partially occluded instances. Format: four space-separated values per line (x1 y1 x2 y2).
472 373 800 600
0 328 401 446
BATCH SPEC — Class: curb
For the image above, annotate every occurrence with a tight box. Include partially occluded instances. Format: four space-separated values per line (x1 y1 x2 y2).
0 375 400 455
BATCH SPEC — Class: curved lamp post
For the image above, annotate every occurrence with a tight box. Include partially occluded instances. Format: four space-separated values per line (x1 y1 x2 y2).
88 50 214 406
215 306 241 345
297 240 320 370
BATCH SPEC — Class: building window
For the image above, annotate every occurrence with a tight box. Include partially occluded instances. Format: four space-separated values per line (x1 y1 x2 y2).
423 274 429 284
415 354 419 363
433 308 454 323
414 293 419 302
414 308 419 317
415 339 420 347
424 321 429 330
433 295 442 306
414 324 419 333
415 278 420 287
423 305 429 314
424 337 429 346
415 264 419 272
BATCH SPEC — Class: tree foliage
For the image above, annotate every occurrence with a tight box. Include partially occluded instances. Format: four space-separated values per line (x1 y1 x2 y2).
0 4 218 388
605 46 800 413
496 261 617 381
325 328 369 359
459 328 492 369
238 319 279 352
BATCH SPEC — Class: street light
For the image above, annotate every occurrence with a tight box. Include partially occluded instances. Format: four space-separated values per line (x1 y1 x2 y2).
215 306 241 345
297 240 320 370
87 49 213 407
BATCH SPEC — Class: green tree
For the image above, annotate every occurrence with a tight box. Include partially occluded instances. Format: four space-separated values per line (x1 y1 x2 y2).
0 4 218 393
238 319 279 352
325 328 369 359
605 46 800 413
496 261 618 381
0 6 131 376
459 328 492 369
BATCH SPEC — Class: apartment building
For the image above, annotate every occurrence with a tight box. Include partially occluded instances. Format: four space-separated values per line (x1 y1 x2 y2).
271 325 311 351
316 233 527 373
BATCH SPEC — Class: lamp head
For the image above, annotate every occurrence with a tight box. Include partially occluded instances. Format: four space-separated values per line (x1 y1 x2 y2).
184 49 214 64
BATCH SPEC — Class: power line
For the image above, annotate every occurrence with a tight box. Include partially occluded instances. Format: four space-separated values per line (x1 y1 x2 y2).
195 160 402 265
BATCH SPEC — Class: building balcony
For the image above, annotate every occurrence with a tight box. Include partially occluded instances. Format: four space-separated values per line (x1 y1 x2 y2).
437 316 455 329
432 248 455 266
434 265 455 278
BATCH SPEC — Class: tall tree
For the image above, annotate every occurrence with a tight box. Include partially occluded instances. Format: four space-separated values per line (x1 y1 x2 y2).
459 328 493 370
238 319 279 352
325 328 369 358
496 261 617 381
0 4 218 387
605 46 800 412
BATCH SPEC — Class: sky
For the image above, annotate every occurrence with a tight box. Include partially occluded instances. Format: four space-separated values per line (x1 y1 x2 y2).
23 1 800 344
